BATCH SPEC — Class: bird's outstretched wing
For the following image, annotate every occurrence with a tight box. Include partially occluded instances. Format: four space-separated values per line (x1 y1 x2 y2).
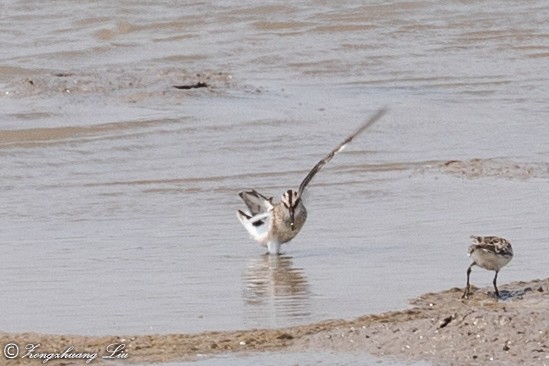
237 190 274 243
297 108 388 196
239 190 273 215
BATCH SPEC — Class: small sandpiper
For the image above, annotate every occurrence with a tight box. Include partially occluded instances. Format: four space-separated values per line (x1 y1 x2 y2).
462 235 514 299
237 108 387 254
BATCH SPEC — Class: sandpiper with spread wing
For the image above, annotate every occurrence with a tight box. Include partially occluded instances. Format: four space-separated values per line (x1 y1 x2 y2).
236 108 387 254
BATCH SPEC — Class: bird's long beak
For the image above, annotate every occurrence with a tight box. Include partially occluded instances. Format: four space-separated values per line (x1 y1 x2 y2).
289 207 296 230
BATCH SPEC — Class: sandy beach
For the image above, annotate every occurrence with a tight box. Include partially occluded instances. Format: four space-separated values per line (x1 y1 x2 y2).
2 277 546 366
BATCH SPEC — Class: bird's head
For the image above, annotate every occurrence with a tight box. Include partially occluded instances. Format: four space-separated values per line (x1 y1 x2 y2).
281 189 301 230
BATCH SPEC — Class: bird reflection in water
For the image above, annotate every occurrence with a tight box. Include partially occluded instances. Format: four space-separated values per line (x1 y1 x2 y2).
242 255 311 327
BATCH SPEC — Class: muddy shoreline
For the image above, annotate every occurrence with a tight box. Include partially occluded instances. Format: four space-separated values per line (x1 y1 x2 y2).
2 278 547 365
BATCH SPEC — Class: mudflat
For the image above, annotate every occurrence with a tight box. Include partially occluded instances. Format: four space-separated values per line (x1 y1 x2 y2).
2 277 546 366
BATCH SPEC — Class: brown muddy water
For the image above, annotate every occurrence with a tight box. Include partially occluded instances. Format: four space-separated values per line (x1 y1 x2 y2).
1 0 548 355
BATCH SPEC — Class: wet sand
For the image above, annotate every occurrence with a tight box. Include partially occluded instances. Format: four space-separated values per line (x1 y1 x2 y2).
2 277 546 366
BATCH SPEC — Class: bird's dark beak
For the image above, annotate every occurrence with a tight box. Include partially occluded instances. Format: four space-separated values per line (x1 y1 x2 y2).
289 207 296 230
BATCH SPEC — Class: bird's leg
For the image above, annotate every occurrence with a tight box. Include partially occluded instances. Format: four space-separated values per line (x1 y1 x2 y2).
493 270 500 298
462 263 475 299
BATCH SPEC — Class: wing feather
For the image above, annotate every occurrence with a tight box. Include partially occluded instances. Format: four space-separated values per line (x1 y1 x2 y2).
239 190 273 215
298 108 387 196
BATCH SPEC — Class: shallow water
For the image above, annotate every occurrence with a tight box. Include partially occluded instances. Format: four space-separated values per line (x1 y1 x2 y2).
145 351 430 366
1 0 548 341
